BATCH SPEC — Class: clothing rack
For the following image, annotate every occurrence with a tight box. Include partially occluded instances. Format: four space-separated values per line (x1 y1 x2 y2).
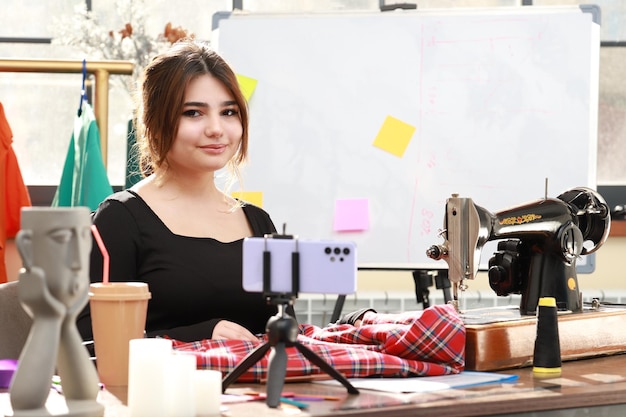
0 58 134 167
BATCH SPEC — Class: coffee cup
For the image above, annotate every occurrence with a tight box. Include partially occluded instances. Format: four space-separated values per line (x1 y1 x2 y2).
88 282 151 386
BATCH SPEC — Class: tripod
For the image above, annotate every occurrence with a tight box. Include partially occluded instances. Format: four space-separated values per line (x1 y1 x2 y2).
222 235 359 408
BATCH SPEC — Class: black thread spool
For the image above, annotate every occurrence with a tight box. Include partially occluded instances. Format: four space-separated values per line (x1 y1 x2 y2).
532 297 562 377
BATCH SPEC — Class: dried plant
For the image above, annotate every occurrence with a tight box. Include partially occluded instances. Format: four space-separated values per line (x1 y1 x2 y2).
49 0 194 96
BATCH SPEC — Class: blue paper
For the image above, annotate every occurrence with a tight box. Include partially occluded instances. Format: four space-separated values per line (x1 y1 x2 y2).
315 371 519 393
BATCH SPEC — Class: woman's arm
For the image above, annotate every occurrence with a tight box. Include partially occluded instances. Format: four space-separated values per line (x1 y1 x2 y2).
146 318 258 342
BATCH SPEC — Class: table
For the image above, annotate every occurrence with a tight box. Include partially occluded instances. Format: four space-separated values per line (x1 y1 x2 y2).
97 353 626 417
4 353 626 416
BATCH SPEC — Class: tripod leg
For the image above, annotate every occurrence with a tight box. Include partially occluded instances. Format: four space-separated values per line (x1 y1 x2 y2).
330 295 346 323
222 342 271 392
295 343 359 394
266 343 288 408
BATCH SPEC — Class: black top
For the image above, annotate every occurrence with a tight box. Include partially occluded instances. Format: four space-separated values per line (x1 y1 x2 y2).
76 190 279 342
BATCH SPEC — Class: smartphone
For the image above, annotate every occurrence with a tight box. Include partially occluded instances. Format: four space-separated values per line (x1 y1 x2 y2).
242 237 357 295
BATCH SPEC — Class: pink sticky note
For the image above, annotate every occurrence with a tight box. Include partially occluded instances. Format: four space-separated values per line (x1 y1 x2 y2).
334 199 369 232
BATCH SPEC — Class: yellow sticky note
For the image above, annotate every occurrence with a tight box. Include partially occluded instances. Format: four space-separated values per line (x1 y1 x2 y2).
372 115 416 158
232 191 263 208
236 74 258 102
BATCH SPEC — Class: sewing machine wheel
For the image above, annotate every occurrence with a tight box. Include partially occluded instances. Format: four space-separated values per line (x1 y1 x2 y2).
488 239 526 296
557 187 611 254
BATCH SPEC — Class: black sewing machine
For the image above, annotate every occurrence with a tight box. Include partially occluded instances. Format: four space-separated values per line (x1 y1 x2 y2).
426 187 611 315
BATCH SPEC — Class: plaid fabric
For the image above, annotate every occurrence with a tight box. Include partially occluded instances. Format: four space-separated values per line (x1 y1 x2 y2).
172 304 465 383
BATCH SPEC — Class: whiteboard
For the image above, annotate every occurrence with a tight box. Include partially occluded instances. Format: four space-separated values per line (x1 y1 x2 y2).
213 6 601 269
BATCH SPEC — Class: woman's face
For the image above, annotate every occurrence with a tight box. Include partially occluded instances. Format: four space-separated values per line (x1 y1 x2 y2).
167 74 243 175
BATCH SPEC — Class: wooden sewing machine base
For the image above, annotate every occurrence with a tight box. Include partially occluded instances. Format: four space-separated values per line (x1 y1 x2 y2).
462 305 626 371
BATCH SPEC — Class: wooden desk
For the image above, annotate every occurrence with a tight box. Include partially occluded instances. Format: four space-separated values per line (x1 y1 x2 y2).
98 354 626 417
4 354 626 416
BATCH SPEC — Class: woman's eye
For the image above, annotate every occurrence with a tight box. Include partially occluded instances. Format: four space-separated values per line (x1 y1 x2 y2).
182 109 201 117
223 108 239 117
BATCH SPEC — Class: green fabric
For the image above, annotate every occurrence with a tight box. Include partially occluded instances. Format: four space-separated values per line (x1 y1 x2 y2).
52 103 113 211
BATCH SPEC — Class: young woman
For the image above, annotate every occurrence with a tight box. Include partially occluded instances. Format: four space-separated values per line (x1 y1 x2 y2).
77 40 279 342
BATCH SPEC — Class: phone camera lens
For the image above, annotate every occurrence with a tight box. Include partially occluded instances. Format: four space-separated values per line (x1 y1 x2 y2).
343 247 350 255
325 247 332 254
333 247 341 255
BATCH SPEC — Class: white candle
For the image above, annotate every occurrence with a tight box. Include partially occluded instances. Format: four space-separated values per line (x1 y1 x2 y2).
166 353 196 417
128 338 172 417
194 369 222 416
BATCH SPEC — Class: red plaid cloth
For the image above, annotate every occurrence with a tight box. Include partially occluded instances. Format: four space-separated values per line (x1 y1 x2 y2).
172 304 465 382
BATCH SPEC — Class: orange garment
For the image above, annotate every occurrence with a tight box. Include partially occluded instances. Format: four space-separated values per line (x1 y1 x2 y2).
0 102 31 283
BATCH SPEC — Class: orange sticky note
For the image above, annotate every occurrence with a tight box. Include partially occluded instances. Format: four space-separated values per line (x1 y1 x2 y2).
372 115 416 157
333 198 369 232
236 74 258 101
232 191 263 207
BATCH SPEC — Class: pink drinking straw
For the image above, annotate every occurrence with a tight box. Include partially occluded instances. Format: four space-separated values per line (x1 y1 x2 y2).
90 224 110 284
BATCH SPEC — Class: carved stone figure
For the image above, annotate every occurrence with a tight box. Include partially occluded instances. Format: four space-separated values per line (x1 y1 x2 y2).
10 207 103 417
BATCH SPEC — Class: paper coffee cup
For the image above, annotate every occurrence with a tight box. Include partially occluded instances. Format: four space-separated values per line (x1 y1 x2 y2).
89 282 151 387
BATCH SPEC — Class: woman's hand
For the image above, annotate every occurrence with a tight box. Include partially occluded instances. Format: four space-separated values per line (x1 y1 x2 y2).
336 308 376 327
213 320 259 342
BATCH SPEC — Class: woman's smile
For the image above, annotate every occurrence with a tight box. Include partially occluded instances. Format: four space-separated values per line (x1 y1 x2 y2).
199 144 227 154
